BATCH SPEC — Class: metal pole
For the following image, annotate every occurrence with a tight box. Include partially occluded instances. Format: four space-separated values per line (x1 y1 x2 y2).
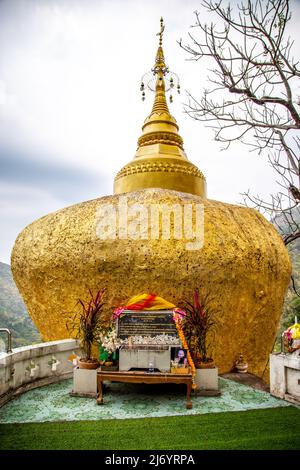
0 328 12 353
281 332 285 354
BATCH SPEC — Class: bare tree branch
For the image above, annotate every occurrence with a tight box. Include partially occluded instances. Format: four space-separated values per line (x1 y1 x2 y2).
180 0 300 256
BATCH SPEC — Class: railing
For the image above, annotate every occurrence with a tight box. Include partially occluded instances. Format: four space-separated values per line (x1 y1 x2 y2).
0 328 12 354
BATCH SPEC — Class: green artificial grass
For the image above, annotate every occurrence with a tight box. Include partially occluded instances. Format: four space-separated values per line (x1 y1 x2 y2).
0 407 299 450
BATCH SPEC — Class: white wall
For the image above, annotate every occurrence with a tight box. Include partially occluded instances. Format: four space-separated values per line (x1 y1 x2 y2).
270 351 300 404
0 339 81 407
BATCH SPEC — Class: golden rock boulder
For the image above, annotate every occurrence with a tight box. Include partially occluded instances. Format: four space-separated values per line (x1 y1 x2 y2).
11 188 291 376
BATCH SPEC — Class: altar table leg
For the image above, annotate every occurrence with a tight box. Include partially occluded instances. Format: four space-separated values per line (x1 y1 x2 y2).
97 378 104 405
186 382 193 409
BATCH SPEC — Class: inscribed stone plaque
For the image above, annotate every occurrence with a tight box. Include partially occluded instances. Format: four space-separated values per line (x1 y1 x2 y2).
117 310 177 339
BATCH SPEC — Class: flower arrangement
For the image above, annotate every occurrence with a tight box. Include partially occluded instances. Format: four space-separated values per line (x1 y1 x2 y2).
98 325 122 365
120 334 179 346
99 327 119 354
283 322 300 352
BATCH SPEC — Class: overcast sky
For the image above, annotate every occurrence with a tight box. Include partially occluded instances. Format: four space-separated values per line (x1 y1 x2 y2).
1 0 300 264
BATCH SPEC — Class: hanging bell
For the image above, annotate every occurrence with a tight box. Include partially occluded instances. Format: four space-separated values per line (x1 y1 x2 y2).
142 91 145 101
140 82 145 91
170 76 174 88
177 83 180 94
170 94 173 103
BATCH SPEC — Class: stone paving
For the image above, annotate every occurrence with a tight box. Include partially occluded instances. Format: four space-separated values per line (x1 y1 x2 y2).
0 377 290 423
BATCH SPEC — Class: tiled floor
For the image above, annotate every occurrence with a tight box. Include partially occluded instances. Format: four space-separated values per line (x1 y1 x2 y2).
0 377 290 423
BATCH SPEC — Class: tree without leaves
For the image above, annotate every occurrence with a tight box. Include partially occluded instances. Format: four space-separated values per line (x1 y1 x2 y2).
180 0 300 247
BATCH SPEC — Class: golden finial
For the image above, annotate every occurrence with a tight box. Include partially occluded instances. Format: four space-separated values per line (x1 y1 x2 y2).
156 17 165 46
139 18 180 103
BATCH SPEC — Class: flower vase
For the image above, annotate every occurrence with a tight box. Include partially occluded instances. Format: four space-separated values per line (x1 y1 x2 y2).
235 354 248 373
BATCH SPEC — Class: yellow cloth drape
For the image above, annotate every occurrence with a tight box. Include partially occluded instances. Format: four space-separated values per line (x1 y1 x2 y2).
125 293 176 310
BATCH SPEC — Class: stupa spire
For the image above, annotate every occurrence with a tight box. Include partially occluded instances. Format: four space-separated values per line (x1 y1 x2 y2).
114 18 206 198
140 17 179 112
151 70 169 115
157 16 164 47
150 20 169 115
137 17 183 150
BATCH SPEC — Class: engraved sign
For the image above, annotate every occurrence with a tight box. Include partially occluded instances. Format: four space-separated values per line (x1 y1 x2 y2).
117 310 178 339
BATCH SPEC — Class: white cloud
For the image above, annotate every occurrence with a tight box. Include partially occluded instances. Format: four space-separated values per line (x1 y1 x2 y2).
0 182 64 263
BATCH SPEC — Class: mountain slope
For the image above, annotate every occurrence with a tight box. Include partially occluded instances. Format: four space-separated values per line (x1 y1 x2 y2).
0 262 41 348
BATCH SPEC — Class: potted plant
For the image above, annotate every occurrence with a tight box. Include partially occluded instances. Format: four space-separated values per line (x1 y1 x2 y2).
181 288 219 392
66 288 106 369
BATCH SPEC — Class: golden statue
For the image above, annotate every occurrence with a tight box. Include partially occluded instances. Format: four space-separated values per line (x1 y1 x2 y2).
11 19 291 378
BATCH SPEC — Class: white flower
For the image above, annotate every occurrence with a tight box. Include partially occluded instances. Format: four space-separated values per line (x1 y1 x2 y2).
100 327 123 353
121 334 180 346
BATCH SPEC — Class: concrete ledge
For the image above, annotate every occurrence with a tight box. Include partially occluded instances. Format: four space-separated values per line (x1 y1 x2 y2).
0 339 81 408
0 339 79 366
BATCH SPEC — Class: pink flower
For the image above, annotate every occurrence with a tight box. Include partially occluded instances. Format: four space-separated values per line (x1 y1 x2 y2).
112 306 125 319
173 308 186 318
284 329 293 341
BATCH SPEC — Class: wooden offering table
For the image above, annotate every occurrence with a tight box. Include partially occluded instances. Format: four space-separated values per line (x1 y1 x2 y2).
96 370 193 409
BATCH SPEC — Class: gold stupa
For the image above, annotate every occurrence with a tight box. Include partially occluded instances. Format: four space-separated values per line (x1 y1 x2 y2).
11 19 291 377
114 18 206 197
